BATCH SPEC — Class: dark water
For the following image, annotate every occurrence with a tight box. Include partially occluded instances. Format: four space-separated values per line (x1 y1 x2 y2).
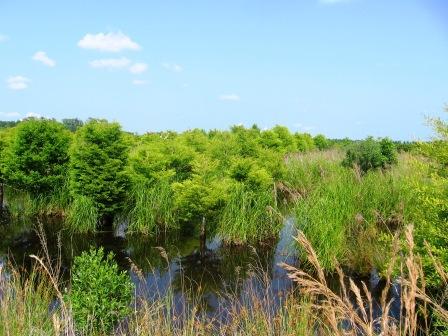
0 215 401 327
0 216 298 319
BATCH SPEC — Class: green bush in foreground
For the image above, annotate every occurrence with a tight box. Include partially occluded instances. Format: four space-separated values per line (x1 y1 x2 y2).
66 247 133 333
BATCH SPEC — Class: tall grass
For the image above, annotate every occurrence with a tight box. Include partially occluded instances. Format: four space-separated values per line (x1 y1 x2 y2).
66 195 98 233
4 184 71 219
292 154 416 273
0 264 56 336
217 183 282 245
282 149 344 200
126 181 177 235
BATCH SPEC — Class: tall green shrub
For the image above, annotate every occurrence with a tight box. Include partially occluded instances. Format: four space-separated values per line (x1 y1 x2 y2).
69 120 129 220
4 118 70 194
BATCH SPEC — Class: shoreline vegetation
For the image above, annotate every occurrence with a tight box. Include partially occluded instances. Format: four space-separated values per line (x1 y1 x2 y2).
0 113 448 334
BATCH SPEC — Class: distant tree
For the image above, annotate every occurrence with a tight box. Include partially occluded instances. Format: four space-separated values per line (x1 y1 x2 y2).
69 119 129 219
379 137 398 166
0 120 20 129
342 136 397 173
62 118 84 132
313 134 330 150
4 119 70 194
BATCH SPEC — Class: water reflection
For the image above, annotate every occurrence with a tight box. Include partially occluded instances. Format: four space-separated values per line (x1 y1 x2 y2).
0 216 297 316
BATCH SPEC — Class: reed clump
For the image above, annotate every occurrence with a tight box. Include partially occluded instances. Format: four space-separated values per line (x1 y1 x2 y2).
126 181 177 235
66 195 98 233
217 183 282 245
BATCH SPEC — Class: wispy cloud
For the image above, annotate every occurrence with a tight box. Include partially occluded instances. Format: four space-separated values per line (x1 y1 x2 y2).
89 57 131 69
162 62 183 73
219 94 240 102
25 112 42 119
132 79 148 85
293 123 315 132
129 62 148 74
6 76 30 90
78 32 141 52
32 51 56 67
0 111 21 118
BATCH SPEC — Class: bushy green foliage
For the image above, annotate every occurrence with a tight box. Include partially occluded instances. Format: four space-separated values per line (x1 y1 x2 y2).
342 136 398 173
66 247 133 333
69 119 129 218
410 115 448 287
313 134 330 150
295 133 315 152
4 118 70 194
173 156 229 224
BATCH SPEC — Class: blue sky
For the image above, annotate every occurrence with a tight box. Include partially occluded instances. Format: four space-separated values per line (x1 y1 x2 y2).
0 0 447 140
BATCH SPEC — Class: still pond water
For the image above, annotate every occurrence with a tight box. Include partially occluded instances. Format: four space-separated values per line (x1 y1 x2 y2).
0 216 399 323
0 216 297 316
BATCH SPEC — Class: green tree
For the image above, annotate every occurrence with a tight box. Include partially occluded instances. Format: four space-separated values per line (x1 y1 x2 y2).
0 129 14 208
62 118 84 132
4 119 70 194
313 134 330 150
69 119 129 219
342 137 397 173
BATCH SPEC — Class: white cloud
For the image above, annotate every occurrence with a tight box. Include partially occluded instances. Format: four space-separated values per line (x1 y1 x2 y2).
89 57 131 69
32 51 56 67
0 111 21 118
6 76 30 90
78 32 141 52
0 34 8 42
132 79 148 85
162 62 183 73
219 94 240 102
129 62 148 74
